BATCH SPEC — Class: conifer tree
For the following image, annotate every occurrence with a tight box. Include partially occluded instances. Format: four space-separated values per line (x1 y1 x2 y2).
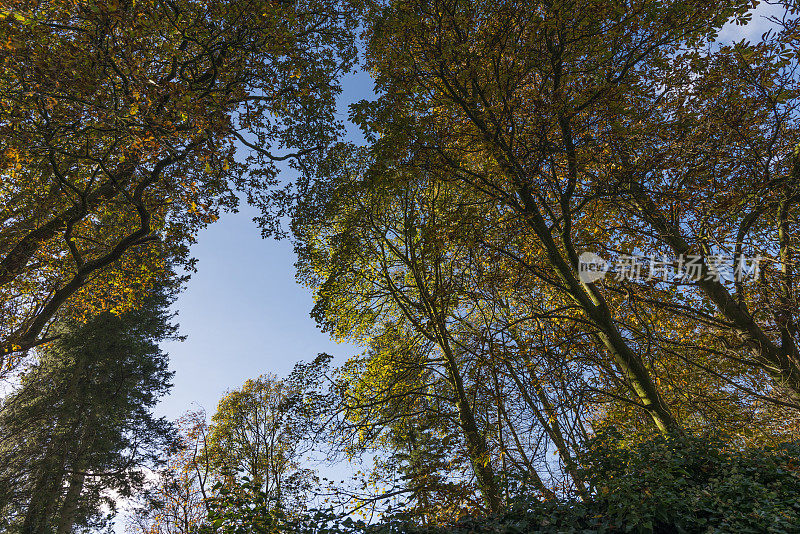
0 288 178 533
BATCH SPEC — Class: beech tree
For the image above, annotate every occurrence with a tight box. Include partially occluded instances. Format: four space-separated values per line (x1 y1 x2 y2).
290 0 800 513
205 373 319 514
338 0 800 427
295 149 586 512
0 0 357 366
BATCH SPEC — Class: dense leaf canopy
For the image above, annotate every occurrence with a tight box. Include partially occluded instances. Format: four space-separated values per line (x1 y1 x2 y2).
0 0 357 366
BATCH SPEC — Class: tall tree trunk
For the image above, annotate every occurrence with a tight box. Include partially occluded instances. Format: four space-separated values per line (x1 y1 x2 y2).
22 352 91 533
437 331 502 512
388 210 505 511
21 450 68 534
627 178 800 398
431 64 680 434
56 469 86 534
512 179 678 433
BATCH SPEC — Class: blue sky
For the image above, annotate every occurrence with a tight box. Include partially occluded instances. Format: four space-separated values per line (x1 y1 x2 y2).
156 68 375 421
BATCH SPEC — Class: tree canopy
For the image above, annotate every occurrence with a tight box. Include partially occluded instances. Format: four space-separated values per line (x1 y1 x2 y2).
2 0 800 532
0 0 357 366
288 0 800 517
